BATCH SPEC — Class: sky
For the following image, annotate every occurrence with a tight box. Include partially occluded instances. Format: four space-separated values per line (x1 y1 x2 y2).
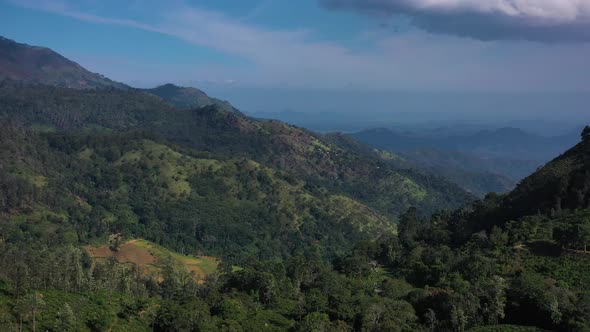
0 0 589 128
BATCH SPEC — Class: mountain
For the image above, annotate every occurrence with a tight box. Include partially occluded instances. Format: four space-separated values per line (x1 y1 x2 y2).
143 83 239 113
503 133 590 218
0 38 474 263
0 36 126 89
0 81 473 219
350 127 578 196
446 130 590 239
0 37 589 332
398 148 538 196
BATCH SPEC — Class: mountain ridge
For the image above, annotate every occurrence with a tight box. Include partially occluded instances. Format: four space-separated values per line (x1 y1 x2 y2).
143 83 240 113
0 36 127 89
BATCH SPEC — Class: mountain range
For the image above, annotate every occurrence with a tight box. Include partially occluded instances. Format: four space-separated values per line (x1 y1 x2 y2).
350 126 579 196
0 36 474 256
1 35 590 331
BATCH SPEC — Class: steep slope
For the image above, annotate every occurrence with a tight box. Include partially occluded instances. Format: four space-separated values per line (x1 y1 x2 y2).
0 81 474 219
503 134 590 218
444 130 590 239
144 83 238 113
0 36 126 89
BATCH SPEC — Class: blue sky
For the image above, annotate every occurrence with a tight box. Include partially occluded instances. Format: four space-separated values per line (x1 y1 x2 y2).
0 0 589 125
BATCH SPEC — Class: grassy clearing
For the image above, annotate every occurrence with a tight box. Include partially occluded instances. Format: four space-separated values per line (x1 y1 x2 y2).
9 166 48 188
115 140 221 198
78 147 94 160
10 205 67 224
131 239 218 279
328 195 397 235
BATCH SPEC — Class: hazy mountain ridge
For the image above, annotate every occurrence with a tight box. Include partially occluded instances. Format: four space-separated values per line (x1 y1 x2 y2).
0 36 127 89
350 126 578 196
353 126 577 160
143 83 239 113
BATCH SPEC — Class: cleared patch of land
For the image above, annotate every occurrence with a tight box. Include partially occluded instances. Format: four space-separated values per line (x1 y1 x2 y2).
84 239 218 282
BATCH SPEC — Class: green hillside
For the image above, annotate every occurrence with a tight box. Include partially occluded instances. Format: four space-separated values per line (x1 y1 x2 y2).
0 126 396 262
0 80 474 220
503 134 590 218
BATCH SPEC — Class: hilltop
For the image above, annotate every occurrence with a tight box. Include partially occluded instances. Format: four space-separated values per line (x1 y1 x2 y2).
0 36 126 89
143 83 238 113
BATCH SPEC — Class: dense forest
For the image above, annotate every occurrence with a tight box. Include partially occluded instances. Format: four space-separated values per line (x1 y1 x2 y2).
1 37 590 331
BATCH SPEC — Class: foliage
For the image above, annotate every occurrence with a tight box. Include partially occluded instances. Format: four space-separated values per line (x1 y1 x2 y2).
0 66 589 331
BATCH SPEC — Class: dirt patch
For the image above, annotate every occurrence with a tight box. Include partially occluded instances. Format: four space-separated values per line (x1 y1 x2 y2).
84 245 113 259
84 242 156 273
116 242 156 266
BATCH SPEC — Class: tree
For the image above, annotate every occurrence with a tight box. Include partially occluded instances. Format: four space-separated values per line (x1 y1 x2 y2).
297 312 331 332
399 207 419 248
450 305 467 332
54 303 76 332
424 309 438 332
17 292 45 332
582 126 590 141
576 218 590 252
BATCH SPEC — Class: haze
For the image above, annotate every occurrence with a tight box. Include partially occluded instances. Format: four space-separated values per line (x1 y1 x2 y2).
1 0 588 133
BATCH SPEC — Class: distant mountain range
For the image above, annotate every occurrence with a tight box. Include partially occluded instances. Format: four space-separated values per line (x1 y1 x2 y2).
350 126 580 196
352 127 578 161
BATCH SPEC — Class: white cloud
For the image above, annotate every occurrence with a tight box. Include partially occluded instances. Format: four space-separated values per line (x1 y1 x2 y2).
407 0 590 23
321 0 590 41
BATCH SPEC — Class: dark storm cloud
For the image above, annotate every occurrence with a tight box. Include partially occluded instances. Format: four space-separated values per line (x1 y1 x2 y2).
319 0 590 42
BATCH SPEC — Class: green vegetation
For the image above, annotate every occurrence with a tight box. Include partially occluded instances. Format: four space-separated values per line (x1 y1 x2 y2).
1 40 590 330
0 110 587 332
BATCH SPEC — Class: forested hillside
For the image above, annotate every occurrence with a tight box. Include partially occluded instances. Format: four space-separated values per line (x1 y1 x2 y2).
0 80 473 218
2 124 590 331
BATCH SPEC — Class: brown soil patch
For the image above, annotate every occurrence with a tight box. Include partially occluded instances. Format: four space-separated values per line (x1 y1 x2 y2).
84 245 113 259
84 243 155 267
116 242 156 265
